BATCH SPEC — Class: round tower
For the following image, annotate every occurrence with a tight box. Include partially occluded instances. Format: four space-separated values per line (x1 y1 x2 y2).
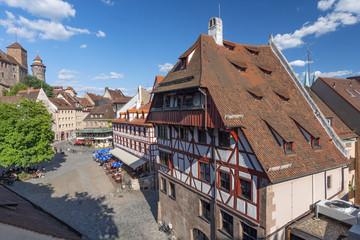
31 55 46 82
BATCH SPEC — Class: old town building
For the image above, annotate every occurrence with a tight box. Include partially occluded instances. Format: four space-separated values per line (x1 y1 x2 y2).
147 17 350 240
49 98 81 141
310 77 360 206
0 42 28 93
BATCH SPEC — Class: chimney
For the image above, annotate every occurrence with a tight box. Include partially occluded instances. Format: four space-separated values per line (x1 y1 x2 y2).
208 17 223 46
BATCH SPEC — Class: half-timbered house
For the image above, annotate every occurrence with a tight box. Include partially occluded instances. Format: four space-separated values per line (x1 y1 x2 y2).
147 17 350 240
112 84 158 190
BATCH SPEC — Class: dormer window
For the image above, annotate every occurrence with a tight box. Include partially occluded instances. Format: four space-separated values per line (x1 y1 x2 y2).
285 142 295 155
275 92 289 102
180 57 187 70
245 47 259 56
247 91 262 101
326 117 333 126
232 63 246 72
259 67 272 75
224 43 234 51
312 137 321 150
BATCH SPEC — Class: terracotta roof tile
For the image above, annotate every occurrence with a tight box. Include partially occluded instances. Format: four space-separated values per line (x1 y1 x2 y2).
6 42 26 52
84 105 115 120
49 98 76 110
149 34 349 183
318 77 360 112
307 87 356 139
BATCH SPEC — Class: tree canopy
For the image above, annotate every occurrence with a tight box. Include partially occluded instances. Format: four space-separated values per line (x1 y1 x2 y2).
2 82 28 96
0 98 54 167
23 75 54 98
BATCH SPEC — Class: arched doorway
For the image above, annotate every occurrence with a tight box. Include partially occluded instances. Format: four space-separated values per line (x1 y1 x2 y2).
61 132 65 141
193 228 209 240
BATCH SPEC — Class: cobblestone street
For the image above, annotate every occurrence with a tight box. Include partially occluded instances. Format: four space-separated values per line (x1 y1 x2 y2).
10 142 168 240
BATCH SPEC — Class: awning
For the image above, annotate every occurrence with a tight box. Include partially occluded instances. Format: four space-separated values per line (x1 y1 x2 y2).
110 148 147 170
94 136 113 140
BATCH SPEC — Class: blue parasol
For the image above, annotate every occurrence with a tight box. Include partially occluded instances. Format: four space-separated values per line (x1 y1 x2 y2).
95 154 103 158
99 157 107 161
111 162 122 167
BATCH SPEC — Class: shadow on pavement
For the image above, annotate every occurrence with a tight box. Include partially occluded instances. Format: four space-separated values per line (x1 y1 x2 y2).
141 189 159 222
11 181 118 240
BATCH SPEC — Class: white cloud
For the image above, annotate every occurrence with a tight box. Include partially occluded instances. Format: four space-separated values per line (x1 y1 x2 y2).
80 44 87 48
318 0 336 11
290 60 308 67
96 30 105 38
274 0 360 50
101 0 115 6
315 70 353 77
0 12 90 41
158 63 174 73
58 69 79 80
335 0 360 14
0 0 75 20
92 72 124 80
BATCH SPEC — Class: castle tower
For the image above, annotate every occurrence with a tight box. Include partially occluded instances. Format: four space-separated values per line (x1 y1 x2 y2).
208 17 223 46
31 55 46 82
6 42 28 70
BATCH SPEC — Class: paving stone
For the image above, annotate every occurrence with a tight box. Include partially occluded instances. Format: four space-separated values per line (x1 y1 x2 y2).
10 141 168 240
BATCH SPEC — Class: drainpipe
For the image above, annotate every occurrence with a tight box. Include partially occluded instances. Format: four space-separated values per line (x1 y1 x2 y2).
209 130 217 240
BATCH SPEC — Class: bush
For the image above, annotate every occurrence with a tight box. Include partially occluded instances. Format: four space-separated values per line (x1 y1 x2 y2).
17 171 30 180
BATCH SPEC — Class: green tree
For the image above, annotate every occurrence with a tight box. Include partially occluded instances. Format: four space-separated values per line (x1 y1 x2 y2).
8 82 28 96
0 98 54 167
23 75 54 98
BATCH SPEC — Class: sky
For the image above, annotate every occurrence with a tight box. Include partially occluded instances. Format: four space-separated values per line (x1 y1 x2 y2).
0 0 359 97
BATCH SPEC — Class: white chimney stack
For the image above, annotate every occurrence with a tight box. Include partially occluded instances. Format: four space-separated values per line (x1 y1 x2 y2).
208 17 223 46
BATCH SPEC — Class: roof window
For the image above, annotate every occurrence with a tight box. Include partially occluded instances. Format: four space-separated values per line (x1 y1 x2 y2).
174 57 187 71
275 92 289 102
294 120 321 150
259 67 272 75
354 89 360 95
345 89 356 97
224 43 235 51
247 91 262 101
232 63 246 72
245 47 259 56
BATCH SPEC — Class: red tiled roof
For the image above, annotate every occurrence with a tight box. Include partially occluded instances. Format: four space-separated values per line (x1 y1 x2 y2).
6 42 26 52
17 89 40 100
113 96 132 104
150 34 349 183
34 55 41 61
87 93 102 101
156 75 165 84
318 77 360 113
49 98 76 110
84 105 115 120
31 62 45 67
76 97 92 108
307 87 356 139
0 96 21 103
105 87 125 100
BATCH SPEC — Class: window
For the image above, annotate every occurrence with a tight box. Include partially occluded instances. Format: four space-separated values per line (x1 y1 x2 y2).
224 43 234 51
181 128 189 141
164 95 171 108
312 137 320 149
221 211 233 236
240 179 252 201
200 200 211 221
161 177 167 193
242 222 257 240
170 182 176 199
285 142 294 155
198 129 207 144
159 151 171 168
259 67 272 75
275 93 289 102
248 91 263 101
327 175 332 189
193 229 209 240
199 162 210 182
219 131 230 147
246 48 259 56
219 172 231 192
180 57 187 70
158 125 168 139
232 63 246 72
184 95 193 107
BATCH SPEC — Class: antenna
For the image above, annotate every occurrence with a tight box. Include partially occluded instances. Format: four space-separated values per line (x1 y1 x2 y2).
219 3 221 18
307 44 311 85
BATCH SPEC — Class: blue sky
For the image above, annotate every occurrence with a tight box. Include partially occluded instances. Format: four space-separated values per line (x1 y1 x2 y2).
0 0 359 97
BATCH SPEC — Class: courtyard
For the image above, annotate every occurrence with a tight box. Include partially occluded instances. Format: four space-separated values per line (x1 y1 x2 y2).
10 142 168 240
